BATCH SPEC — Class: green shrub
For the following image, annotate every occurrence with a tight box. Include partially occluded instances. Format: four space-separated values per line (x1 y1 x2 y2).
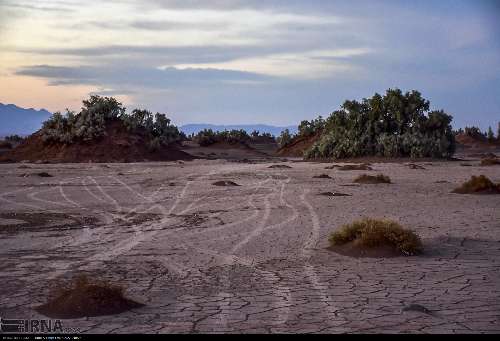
39 96 183 149
277 129 294 148
304 89 455 159
329 218 423 256
194 129 250 146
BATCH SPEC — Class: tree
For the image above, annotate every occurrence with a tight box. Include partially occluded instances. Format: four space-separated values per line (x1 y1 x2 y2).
277 129 293 147
497 122 500 140
487 126 495 142
305 88 455 159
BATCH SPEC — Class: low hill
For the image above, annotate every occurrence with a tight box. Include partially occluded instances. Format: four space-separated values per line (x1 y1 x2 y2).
0 119 193 163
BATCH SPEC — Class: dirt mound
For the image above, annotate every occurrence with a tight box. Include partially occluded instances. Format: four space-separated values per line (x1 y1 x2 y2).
407 163 426 170
452 175 500 194
456 133 499 150
35 276 143 319
0 120 193 163
354 174 391 184
213 180 241 186
319 191 351 197
268 164 292 169
313 174 333 179
480 157 500 166
328 241 402 258
276 133 321 157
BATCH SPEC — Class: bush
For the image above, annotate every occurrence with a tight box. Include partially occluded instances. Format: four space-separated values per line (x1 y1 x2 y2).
452 175 500 194
194 129 250 146
276 129 294 148
305 89 456 159
39 96 183 149
329 218 423 256
4 135 25 143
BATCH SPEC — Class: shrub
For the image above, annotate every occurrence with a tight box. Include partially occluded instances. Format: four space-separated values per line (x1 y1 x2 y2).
452 175 500 194
338 164 372 171
39 96 183 148
329 218 423 256
304 89 455 159
4 135 25 143
194 129 250 146
277 129 294 148
354 174 391 184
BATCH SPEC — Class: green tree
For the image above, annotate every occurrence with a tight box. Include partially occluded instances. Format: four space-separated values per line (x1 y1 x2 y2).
487 126 495 142
304 88 455 159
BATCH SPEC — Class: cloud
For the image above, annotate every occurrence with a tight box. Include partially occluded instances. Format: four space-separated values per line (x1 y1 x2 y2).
15 64 272 88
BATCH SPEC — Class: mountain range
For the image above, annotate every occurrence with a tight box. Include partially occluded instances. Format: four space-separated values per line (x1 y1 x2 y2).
0 103 298 138
0 103 52 137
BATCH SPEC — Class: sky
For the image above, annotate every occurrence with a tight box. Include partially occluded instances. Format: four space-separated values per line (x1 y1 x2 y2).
0 0 499 129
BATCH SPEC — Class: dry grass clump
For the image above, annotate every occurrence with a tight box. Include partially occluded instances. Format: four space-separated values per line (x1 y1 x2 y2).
329 218 423 256
354 174 391 184
35 275 142 319
480 157 500 166
452 175 500 194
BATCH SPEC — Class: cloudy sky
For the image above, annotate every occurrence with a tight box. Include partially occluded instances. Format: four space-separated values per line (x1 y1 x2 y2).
0 0 499 129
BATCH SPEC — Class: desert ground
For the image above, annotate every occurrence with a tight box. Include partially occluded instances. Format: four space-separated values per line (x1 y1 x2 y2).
0 153 499 333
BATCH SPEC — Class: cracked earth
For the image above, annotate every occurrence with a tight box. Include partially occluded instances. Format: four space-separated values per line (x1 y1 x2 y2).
0 159 499 333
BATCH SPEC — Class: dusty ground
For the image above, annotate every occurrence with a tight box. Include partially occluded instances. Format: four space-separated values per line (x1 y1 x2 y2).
0 155 499 334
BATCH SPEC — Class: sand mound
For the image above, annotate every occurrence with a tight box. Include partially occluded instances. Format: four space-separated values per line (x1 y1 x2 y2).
268 164 292 169
480 157 500 166
276 133 321 157
313 174 332 179
35 276 143 319
354 174 391 184
407 163 426 170
213 180 241 186
0 120 193 163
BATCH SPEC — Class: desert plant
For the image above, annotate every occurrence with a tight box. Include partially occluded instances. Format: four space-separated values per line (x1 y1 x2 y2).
354 174 391 184
487 126 495 142
452 175 500 194
277 129 294 148
304 89 455 159
329 218 423 256
194 129 250 146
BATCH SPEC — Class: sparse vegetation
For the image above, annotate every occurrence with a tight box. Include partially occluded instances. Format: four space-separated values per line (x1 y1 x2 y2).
452 175 500 194
304 89 455 159
354 174 391 184
329 218 423 256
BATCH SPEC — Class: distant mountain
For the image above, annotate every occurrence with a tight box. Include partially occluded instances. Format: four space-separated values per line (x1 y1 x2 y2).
180 124 298 137
0 103 52 137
